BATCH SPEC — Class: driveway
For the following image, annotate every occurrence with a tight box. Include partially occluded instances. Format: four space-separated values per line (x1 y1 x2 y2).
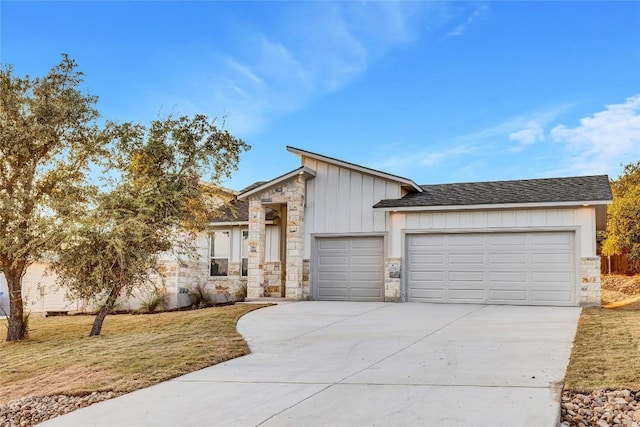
41 302 581 427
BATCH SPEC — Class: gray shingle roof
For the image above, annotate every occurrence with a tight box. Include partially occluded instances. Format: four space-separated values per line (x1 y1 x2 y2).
210 199 279 222
373 175 612 209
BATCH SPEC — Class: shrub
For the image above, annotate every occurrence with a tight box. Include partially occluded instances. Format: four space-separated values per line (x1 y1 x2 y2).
189 285 211 309
140 290 168 313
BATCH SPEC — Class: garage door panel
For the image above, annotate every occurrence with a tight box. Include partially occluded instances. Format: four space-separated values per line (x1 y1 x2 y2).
488 289 528 303
410 271 444 281
350 238 384 250
449 271 484 282
409 287 445 301
318 288 349 299
317 256 348 266
488 234 527 247
532 271 573 283
449 235 485 247
448 288 485 301
410 254 444 265
532 290 572 304
532 233 574 248
489 253 527 265
409 235 445 248
407 231 576 306
351 255 383 266
489 271 527 283
318 239 350 250
532 253 573 265
450 253 484 264
315 237 384 302
351 272 383 282
318 272 349 282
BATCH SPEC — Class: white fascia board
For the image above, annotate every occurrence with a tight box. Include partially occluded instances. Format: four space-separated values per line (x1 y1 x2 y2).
237 166 316 200
286 146 423 193
375 200 612 212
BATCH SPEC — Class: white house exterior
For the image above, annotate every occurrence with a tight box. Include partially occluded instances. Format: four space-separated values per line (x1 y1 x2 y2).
0 146 612 314
237 146 611 307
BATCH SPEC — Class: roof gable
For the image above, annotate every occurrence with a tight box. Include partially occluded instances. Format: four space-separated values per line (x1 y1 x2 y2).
374 175 612 210
286 146 422 193
237 166 316 200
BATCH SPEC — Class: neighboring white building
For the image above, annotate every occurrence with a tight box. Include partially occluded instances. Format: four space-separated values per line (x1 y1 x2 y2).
0 146 612 314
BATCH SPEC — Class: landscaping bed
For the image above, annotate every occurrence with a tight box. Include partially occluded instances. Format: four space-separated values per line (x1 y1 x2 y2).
561 276 640 426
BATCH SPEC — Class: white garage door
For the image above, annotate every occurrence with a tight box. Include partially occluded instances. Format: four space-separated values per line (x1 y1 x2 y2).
407 231 576 306
314 236 384 301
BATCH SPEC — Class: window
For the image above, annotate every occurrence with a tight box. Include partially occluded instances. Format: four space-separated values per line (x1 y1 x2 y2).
241 230 249 276
210 231 230 276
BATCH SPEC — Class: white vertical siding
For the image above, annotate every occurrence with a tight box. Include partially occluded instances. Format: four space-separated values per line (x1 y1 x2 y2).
389 207 598 257
302 157 402 258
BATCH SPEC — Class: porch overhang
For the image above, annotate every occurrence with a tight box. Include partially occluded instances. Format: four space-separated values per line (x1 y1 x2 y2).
237 166 316 200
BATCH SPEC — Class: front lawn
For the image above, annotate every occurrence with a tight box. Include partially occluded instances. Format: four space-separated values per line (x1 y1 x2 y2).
0 304 270 403
564 307 640 391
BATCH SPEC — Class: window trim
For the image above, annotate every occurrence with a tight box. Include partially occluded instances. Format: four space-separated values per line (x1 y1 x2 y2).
210 230 231 277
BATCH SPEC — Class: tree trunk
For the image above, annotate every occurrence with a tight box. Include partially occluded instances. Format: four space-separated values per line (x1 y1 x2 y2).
5 266 27 342
90 284 121 337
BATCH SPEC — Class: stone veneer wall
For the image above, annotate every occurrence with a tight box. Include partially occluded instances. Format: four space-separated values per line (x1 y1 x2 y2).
302 259 310 299
284 175 305 299
152 259 247 309
263 261 282 296
580 256 601 306
384 257 401 302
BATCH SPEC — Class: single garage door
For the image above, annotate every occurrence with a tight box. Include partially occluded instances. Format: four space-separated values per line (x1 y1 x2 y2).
407 231 576 306
314 236 384 301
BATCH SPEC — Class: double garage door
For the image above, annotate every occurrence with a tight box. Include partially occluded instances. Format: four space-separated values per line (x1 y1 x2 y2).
407 231 576 306
313 231 576 306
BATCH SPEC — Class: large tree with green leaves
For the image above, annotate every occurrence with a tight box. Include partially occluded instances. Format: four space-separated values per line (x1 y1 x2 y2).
602 161 640 273
52 116 248 336
0 55 105 341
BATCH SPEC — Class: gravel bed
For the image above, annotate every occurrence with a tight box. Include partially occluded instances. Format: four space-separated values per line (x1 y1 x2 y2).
2 388 639 426
562 389 640 427
0 391 124 427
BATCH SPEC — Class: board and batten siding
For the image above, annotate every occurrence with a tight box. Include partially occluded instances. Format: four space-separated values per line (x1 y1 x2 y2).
389 206 597 258
302 157 401 258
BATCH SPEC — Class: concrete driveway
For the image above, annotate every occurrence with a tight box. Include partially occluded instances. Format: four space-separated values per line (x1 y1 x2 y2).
41 302 581 427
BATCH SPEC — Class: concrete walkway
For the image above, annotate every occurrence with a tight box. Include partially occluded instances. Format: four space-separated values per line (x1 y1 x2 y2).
41 302 581 427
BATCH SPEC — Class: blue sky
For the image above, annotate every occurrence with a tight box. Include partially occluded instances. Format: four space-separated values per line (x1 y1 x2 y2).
1 1 639 190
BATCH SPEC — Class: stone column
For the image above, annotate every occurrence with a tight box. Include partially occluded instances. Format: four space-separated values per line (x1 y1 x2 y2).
247 199 265 299
580 256 601 306
285 175 305 299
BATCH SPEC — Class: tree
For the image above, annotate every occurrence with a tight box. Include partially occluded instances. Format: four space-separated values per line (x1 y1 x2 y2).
51 115 248 336
0 55 105 341
602 161 640 273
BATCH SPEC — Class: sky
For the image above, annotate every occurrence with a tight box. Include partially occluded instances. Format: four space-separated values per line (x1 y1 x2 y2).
1 1 639 191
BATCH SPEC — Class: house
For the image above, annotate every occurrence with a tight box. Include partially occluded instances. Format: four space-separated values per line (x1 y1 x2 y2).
0 146 612 314
217 146 611 306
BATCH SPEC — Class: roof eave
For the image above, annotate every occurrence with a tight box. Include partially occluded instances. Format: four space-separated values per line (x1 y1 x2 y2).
287 146 423 193
374 199 613 212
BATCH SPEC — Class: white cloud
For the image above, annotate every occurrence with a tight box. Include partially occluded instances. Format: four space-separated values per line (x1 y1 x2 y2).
509 121 545 146
446 3 488 37
182 2 452 136
551 94 640 175
372 144 477 173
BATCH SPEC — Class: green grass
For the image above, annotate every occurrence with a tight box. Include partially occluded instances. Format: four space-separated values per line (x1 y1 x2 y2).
564 307 640 391
0 304 270 403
